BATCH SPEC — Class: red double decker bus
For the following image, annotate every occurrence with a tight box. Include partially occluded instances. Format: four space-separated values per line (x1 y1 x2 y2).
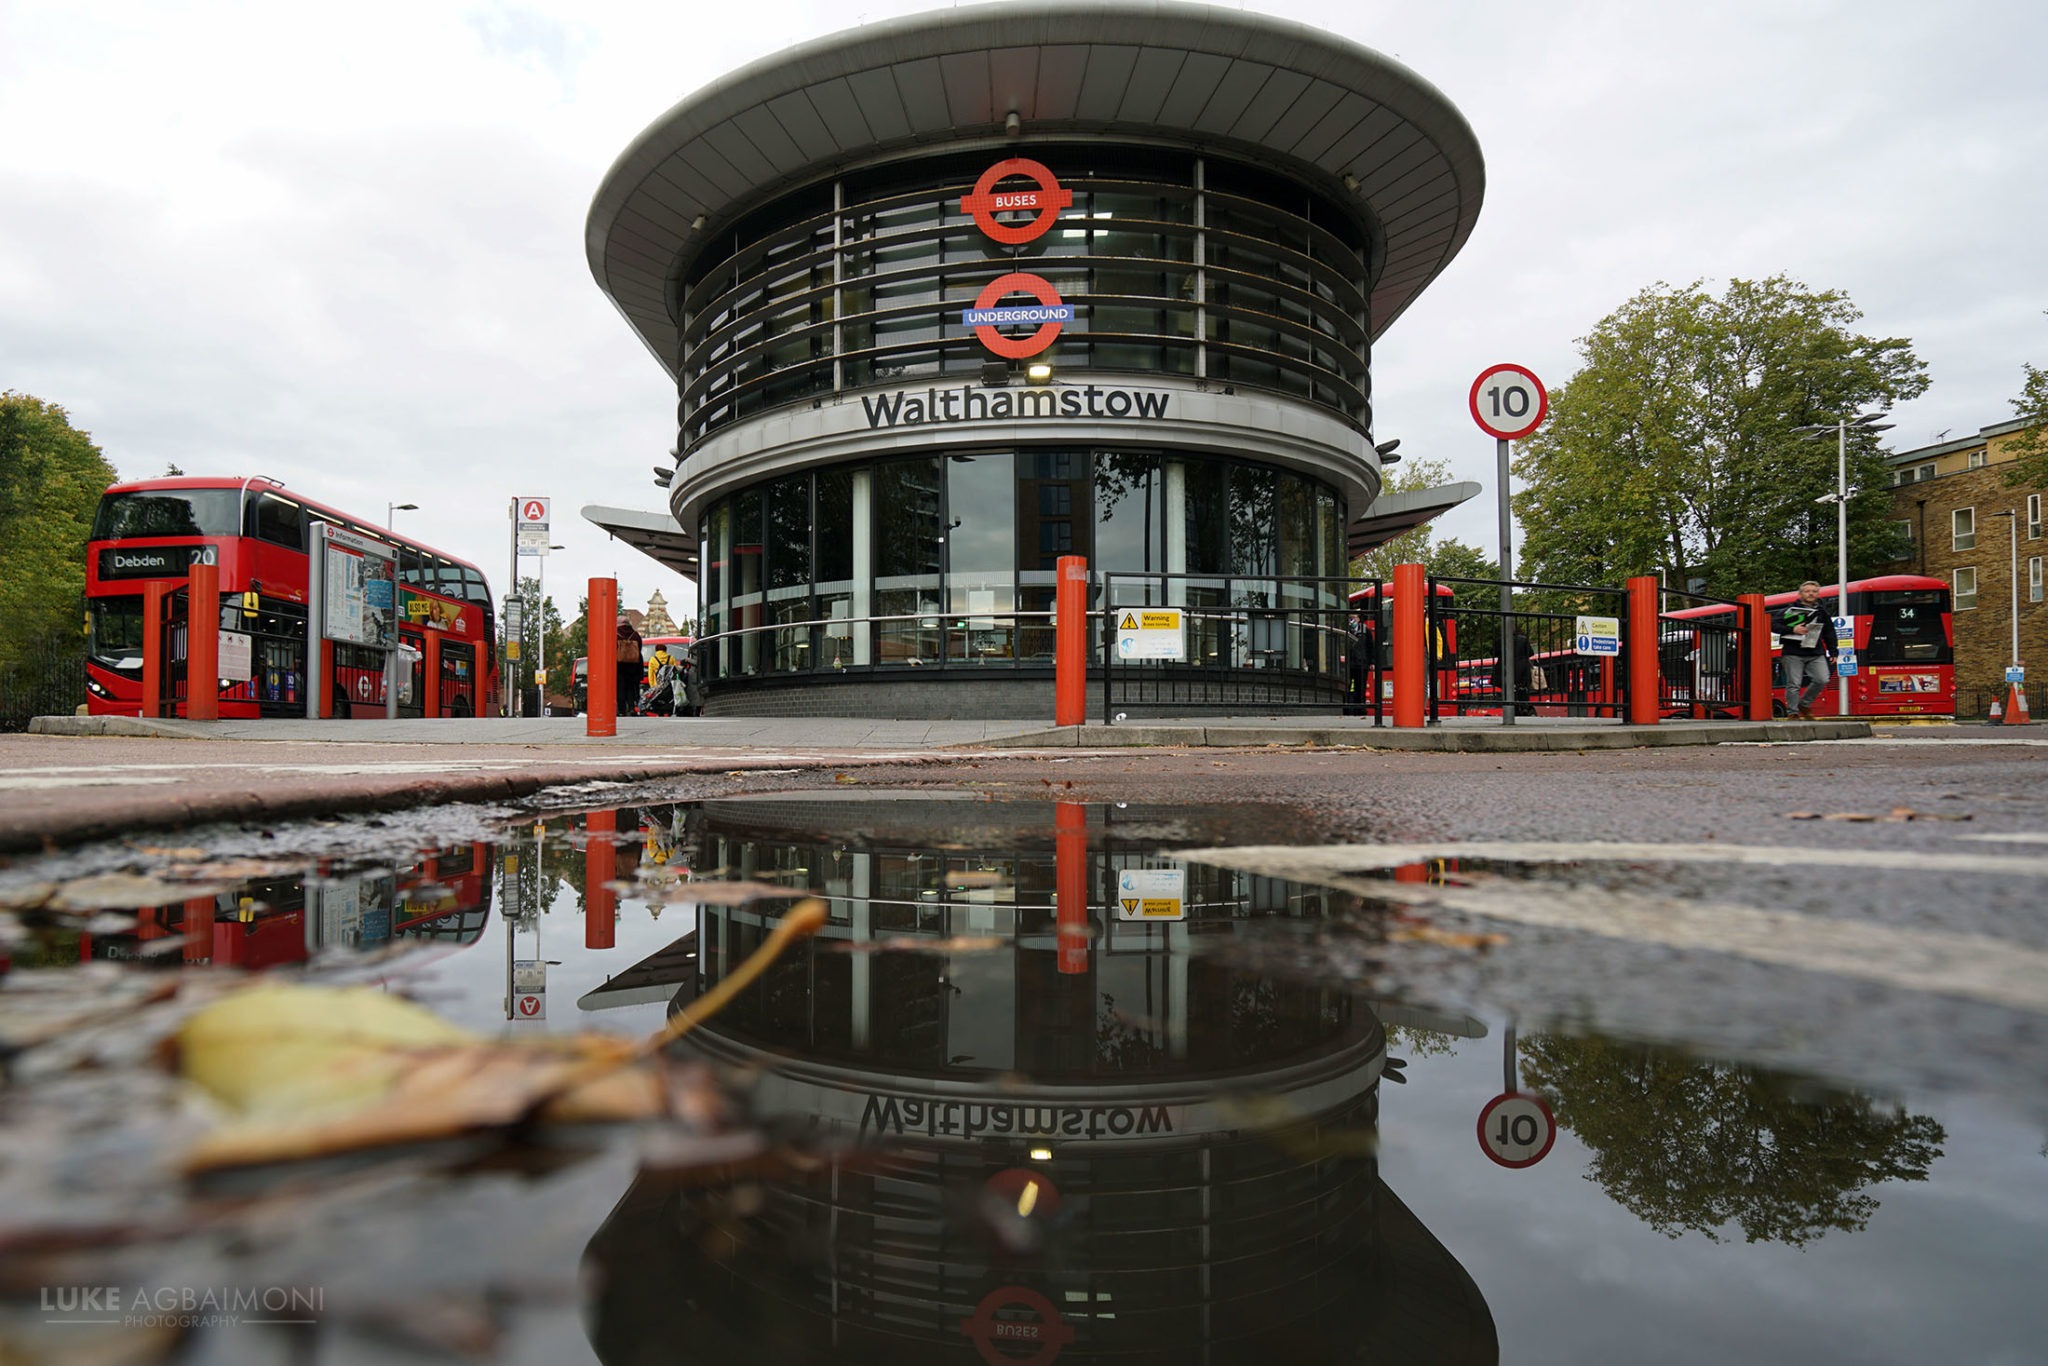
1661 574 1954 718
84 476 498 718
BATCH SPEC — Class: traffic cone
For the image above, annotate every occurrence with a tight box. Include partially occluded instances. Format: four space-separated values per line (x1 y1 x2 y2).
1987 695 2003 725
2003 684 2032 726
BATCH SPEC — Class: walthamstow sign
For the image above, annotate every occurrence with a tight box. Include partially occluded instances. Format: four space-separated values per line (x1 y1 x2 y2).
957 158 1072 360
863 382 1171 428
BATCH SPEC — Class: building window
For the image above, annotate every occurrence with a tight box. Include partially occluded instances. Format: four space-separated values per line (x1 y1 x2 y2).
2029 494 2041 540
1891 518 1914 559
1954 566 1977 611
1953 507 1976 551
1916 463 1936 481
1968 449 1987 469
2032 556 2044 604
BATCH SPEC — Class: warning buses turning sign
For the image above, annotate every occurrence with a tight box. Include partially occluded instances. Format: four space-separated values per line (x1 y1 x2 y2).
1114 608 1185 660
1116 868 1186 921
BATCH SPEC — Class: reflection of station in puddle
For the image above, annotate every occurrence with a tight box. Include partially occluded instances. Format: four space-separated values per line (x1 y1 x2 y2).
579 797 1497 1364
74 844 496 968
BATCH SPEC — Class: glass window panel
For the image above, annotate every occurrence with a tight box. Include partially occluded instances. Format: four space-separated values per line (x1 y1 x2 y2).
1183 460 1228 575
766 475 812 592
1094 452 1162 573
1229 465 1277 579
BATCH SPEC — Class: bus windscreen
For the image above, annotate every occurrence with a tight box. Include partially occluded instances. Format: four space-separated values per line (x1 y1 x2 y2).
1862 596 1951 664
90 489 240 540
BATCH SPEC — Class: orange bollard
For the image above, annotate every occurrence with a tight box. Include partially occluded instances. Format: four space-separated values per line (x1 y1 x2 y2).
1055 801 1090 974
182 896 215 966
140 580 167 718
1740 593 1773 722
1627 575 1661 725
185 561 220 720
1054 555 1089 726
587 578 618 737
1391 563 1426 727
422 630 442 716
585 809 617 950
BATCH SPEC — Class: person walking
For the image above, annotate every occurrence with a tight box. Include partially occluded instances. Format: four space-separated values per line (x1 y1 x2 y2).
614 616 644 717
1774 580 1837 720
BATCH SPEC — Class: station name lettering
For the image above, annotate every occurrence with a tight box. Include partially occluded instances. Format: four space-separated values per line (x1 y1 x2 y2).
861 384 1171 429
859 1092 1173 1140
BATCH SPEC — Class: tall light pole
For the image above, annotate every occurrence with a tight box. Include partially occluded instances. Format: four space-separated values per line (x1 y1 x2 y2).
1799 411 1893 716
1991 509 2020 678
535 544 563 714
387 501 417 528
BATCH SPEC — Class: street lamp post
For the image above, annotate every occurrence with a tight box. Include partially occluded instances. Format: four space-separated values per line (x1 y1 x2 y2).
535 545 563 714
1799 412 1893 716
1991 509 2020 681
387 501 418 528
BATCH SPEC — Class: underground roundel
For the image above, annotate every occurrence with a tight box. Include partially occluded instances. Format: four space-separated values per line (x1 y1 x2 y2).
958 159 1076 361
964 272 1072 359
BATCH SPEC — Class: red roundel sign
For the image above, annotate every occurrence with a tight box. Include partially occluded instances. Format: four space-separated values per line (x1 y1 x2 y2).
1469 363 1549 441
957 1285 1074 1366
959 158 1073 245
968 272 1070 359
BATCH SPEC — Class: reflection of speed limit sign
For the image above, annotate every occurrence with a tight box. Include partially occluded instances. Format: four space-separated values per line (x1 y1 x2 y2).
1469 363 1548 441
1477 1091 1556 1168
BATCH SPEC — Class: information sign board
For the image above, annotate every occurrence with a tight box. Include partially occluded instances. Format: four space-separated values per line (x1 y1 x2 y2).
219 630 253 683
1115 868 1186 921
2008 665 2027 684
1114 608 1185 660
1574 615 1620 656
320 527 395 646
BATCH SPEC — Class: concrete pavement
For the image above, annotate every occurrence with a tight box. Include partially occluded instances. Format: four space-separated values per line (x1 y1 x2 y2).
4 711 1879 852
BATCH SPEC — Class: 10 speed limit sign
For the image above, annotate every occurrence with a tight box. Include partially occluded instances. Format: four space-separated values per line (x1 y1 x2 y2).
1477 1091 1557 1168
1469 363 1548 441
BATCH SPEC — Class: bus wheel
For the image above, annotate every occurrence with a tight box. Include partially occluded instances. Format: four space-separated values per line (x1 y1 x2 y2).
450 698 472 717
1771 698 1788 718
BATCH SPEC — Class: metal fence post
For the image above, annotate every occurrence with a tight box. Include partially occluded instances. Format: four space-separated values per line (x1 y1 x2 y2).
1393 563 1427 727
1627 575 1661 725
1740 593 1773 721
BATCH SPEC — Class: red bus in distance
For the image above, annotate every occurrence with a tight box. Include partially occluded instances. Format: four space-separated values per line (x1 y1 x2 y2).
84 476 498 719
1660 573 1954 719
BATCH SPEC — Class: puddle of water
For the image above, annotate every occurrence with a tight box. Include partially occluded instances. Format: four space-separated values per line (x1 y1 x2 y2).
0 797 2043 1364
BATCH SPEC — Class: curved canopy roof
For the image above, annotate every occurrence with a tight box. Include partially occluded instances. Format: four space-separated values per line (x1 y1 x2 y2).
588 1 1485 377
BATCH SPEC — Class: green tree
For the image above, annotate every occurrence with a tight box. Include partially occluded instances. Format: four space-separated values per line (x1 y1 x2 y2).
0 394 118 724
2002 362 2048 489
1513 277 1929 596
1351 456 1498 601
1519 1034 1945 1245
513 575 568 697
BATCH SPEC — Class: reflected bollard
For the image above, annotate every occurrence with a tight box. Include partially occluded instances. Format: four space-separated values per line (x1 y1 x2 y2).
587 577 618 738
1055 801 1089 974
586 809 617 950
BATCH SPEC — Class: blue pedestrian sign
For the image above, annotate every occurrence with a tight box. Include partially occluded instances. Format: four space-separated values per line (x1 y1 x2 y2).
2009 665 2027 684
1574 614 1620 657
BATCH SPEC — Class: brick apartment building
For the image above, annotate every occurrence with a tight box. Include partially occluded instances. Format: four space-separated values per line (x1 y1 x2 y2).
1887 417 2046 706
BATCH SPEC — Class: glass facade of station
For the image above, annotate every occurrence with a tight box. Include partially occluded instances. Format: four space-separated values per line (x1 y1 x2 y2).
697 450 1349 681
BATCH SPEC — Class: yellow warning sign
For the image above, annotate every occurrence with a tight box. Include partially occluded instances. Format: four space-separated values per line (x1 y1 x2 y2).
1120 613 1138 630
1121 898 1140 915
1138 611 1180 630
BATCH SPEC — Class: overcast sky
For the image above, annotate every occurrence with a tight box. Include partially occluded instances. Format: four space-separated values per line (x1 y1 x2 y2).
4 0 2044 623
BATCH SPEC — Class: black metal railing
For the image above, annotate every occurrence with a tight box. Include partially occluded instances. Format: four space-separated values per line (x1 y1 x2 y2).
1100 573 1361 722
1656 586 1751 720
1426 577 1630 721
153 586 190 717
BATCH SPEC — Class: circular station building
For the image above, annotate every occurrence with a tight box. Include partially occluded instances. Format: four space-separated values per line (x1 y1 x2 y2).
584 2 1483 716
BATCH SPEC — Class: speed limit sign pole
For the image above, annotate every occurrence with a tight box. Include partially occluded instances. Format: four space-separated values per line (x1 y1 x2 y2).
1469 365 1549 726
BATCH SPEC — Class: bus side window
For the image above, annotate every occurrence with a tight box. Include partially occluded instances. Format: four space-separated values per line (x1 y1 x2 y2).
253 496 307 551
